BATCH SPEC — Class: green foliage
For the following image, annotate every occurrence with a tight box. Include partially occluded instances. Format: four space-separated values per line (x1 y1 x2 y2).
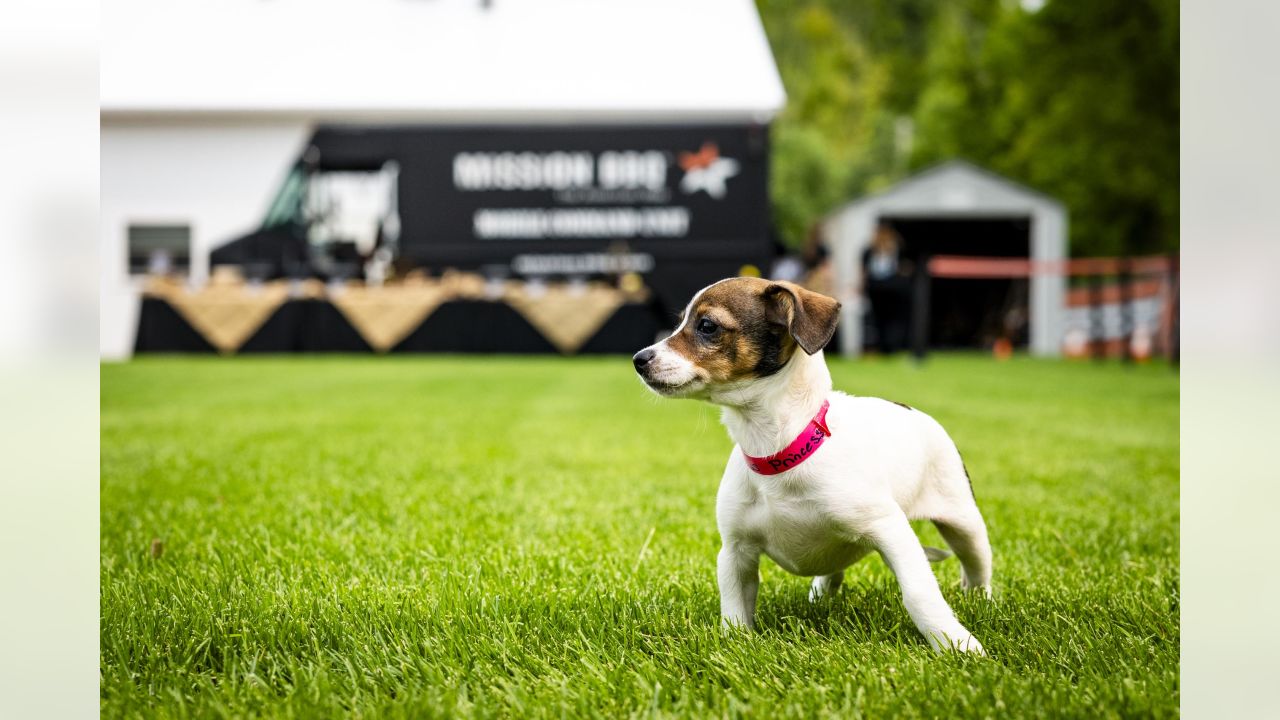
915 0 1180 256
770 124 849 251
758 0 1179 256
910 2 1004 164
758 2 899 247
102 355 1179 717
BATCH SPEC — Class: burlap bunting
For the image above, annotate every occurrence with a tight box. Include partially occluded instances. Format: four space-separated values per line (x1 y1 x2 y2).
505 284 626 354
330 283 452 352
143 272 648 355
151 279 290 354
438 271 491 299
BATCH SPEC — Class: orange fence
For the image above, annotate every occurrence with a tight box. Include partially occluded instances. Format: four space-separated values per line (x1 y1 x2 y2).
916 253 1178 362
928 254 1174 279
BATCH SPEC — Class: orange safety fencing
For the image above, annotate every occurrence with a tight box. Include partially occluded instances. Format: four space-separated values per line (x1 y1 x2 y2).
927 254 1175 279
917 253 1178 362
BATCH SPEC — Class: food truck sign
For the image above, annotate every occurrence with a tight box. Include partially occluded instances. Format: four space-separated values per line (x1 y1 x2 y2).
451 142 744 241
308 124 770 280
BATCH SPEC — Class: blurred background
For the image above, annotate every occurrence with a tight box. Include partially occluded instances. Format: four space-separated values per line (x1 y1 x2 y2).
3 0 1275 717
99 0 1179 364
0 0 1265 716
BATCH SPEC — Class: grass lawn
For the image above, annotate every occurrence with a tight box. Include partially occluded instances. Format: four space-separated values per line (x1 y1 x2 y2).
101 354 1179 718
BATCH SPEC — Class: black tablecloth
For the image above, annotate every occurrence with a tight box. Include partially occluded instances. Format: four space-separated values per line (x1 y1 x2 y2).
134 297 662 355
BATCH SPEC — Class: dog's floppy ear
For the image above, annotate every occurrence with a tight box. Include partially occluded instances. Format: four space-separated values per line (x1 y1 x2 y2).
762 281 842 355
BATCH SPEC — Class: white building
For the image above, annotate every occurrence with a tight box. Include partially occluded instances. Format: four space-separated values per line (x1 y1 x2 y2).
100 0 785 359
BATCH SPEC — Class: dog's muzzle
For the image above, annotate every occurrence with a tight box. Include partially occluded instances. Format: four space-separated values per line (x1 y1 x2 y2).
633 345 701 396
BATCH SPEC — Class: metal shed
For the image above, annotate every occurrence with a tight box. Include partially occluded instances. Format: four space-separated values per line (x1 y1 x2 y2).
823 160 1068 357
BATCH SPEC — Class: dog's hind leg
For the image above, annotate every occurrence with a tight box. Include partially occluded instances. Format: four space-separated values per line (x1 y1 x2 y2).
932 504 993 596
865 509 984 654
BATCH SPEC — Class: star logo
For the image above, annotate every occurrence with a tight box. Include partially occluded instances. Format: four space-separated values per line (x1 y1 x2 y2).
678 142 739 199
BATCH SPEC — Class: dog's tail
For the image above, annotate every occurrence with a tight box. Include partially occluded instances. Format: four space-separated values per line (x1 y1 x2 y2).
923 545 953 563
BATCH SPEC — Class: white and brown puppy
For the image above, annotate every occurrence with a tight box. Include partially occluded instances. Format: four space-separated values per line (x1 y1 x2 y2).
633 277 991 654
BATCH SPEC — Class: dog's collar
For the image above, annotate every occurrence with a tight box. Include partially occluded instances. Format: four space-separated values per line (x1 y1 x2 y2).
742 399 832 475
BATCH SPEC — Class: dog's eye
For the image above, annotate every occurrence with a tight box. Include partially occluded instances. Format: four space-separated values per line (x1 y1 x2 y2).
696 317 719 337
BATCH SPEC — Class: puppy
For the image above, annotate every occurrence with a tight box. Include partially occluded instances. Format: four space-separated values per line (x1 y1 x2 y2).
633 277 991 654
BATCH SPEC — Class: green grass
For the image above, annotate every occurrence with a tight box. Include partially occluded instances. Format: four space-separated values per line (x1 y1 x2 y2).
101 355 1179 718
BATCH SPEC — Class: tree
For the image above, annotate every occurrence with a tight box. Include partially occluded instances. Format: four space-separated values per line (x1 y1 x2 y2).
756 2 897 248
756 0 1179 256
912 0 1179 256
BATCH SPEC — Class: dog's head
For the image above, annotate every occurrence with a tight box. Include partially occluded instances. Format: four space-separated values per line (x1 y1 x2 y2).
632 277 841 401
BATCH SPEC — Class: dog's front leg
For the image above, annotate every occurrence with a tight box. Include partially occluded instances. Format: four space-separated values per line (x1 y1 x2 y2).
717 543 760 630
865 510 985 655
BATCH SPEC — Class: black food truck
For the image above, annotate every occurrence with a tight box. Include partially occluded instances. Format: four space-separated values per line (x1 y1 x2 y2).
210 123 772 346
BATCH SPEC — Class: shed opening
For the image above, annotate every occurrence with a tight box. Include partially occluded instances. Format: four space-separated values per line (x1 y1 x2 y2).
878 216 1032 350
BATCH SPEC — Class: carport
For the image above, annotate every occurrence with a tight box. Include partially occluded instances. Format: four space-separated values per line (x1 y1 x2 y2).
823 160 1068 357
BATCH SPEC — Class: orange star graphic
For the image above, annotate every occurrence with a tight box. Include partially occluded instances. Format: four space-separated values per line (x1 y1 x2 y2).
678 142 720 171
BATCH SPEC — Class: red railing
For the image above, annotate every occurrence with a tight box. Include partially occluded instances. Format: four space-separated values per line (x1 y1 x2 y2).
905 253 1178 362
928 254 1174 279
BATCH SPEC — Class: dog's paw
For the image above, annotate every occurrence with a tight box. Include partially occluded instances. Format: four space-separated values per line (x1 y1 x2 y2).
927 627 986 656
952 633 986 656
960 575 994 599
720 616 754 634
808 578 830 603
808 573 843 603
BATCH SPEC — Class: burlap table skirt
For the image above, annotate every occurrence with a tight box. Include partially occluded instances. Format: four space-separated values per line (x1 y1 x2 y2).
146 277 290 354
143 274 649 355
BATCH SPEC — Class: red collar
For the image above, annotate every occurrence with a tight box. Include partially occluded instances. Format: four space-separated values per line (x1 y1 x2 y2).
742 399 832 475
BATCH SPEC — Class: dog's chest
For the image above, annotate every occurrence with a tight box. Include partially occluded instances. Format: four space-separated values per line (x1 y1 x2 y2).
739 481 862 577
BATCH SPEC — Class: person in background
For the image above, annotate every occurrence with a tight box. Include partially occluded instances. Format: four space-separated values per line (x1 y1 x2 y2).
797 223 839 351
767 235 806 283
861 223 914 354
800 223 834 298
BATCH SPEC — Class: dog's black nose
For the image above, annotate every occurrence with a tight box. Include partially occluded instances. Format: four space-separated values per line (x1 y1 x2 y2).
632 348 656 371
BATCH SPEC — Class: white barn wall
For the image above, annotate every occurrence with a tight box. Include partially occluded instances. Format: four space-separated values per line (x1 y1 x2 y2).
100 118 311 359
